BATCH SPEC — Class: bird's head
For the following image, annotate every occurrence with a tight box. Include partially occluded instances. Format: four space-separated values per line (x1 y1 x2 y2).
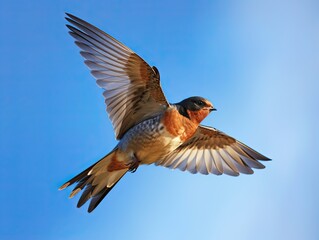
175 96 216 124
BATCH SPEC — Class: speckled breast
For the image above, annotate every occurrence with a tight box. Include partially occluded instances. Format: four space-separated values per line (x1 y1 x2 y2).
118 113 183 164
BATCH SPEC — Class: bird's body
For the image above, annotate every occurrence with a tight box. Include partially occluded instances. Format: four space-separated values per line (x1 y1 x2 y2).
60 13 270 212
119 113 168 164
118 110 179 165
116 103 210 166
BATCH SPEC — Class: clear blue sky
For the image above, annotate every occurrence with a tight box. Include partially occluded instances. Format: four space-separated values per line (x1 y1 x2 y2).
1 0 318 239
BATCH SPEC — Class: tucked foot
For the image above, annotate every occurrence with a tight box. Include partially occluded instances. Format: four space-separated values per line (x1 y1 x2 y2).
126 154 140 173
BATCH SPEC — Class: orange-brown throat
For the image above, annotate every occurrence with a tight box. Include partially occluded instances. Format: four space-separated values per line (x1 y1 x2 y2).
187 108 211 124
162 108 200 142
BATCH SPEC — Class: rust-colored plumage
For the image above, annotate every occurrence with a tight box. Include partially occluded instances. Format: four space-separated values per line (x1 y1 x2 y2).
187 109 211 125
107 152 127 172
60 13 270 212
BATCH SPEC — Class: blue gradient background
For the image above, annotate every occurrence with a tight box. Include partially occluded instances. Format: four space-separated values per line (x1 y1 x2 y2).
1 1 318 239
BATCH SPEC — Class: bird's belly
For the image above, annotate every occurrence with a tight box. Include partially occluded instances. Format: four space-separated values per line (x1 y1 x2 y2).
118 115 183 164
136 130 182 164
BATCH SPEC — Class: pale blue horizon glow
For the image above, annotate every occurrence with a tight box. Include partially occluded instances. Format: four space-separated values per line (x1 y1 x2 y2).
1 0 318 239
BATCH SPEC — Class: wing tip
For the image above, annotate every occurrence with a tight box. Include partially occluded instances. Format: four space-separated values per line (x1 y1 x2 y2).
262 156 272 161
65 12 72 17
223 171 240 177
253 151 271 161
65 12 78 22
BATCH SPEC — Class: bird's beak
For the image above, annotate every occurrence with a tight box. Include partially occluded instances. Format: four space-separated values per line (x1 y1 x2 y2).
209 107 217 112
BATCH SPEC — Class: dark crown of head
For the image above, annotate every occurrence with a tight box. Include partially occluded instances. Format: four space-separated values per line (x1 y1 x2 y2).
173 96 210 119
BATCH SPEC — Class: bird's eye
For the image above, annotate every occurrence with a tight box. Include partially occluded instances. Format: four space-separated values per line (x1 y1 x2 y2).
197 100 205 106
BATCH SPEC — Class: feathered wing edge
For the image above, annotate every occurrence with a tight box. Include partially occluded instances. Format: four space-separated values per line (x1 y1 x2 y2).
64 13 169 140
157 125 270 176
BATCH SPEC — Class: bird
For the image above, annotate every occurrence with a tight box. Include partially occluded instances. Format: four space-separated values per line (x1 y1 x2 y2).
59 13 270 213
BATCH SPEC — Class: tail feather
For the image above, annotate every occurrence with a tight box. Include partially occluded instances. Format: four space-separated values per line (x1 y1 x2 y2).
88 188 111 213
77 185 93 208
88 176 124 213
72 175 90 192
59 148 128 212
58 153 108 191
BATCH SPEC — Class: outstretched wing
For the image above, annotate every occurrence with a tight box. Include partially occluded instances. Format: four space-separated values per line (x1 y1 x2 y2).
66 13 169 139
157 125 270 176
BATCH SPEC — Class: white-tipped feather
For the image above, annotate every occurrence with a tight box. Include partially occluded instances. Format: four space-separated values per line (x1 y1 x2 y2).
185 149 198 173
211 150 223 173
197 150 209 175
208 150 222 175
176 158 188 172
173 149 192 169
219 149 239 174
203 150 213 174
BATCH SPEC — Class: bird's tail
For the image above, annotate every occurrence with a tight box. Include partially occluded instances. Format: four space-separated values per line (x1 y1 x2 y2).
59 148 128 212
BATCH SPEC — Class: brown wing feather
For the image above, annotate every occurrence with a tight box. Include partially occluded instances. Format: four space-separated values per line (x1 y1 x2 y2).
157 125 270 176
66 13 168 139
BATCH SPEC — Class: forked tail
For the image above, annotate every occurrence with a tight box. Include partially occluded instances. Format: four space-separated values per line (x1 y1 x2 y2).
59 148 128 212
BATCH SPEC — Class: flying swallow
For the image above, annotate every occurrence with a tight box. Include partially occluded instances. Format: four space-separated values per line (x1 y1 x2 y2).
60 13 270 212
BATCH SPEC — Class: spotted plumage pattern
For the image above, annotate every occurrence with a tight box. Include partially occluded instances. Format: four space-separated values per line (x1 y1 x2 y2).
60 13 270 212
